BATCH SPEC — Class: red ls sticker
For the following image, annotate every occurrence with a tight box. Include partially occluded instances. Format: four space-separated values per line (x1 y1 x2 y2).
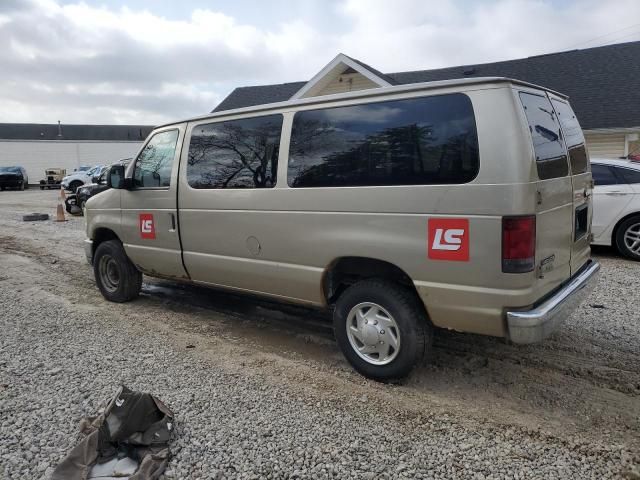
139 213 156 239
428 218 469 261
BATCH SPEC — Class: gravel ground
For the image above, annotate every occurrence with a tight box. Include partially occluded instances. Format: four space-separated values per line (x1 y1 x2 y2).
0 189 639 479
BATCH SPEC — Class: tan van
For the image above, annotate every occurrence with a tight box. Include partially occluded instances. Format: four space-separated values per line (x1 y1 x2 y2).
84 77 600 380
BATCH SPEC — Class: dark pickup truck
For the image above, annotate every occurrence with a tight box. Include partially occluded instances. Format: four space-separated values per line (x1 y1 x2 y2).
0 166 29 190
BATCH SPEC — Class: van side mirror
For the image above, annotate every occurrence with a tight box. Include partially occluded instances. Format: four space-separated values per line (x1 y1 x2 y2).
107 165 126 189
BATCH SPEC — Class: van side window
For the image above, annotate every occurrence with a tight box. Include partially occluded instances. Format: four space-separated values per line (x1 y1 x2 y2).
187 115 282 189
519 92 568 180
133 130 179 188
287 94 479 188
551 99 588 175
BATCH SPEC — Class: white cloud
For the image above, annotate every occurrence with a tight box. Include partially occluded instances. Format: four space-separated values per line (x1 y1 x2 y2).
0 0 638 125
336 0 640 70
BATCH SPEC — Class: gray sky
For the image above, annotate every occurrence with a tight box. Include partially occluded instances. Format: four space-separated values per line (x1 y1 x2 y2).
1 0 639 125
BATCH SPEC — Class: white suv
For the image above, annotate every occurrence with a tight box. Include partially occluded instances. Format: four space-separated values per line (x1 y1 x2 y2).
591 158 640 260
61 165 105 193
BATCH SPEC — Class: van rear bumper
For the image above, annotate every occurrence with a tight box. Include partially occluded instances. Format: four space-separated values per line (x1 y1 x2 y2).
506 260 600 344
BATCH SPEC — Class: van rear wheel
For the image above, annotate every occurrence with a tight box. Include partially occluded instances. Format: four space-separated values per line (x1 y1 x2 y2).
94 240 142 302
333 279 431 381
615 216 640 261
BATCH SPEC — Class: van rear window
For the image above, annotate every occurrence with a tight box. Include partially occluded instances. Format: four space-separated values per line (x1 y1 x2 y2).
519 92 568 180
551 99 588 175
288 93 479 188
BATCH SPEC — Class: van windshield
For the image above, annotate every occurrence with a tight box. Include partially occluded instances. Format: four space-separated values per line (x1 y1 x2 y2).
0 166 20 173
519 92 568 180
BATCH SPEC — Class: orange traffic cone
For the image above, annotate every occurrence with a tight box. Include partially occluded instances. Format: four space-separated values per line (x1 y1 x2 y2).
54 193 67 222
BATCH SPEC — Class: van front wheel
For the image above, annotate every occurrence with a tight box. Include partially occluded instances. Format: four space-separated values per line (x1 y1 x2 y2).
333 279 431 381
93 240 142 302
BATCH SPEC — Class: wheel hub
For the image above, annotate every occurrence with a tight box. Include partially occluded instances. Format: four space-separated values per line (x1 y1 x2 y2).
624 223 640 255
99 254 120 293
346 302 401 366
361 324 381 346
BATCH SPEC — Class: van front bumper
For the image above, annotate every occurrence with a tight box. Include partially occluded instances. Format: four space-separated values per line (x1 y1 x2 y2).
506 260 600 344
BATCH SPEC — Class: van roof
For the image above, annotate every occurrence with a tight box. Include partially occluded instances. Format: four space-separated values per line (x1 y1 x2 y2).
157 76 567 129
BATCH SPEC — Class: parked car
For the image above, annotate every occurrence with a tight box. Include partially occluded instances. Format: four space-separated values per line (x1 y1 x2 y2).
66 159 132 215
61 165 106 193
84 77 600 380
0 166 29 190
39 168 66 189
591 157 640 260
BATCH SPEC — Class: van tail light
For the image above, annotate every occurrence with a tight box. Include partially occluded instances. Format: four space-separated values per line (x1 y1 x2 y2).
502 216 536 273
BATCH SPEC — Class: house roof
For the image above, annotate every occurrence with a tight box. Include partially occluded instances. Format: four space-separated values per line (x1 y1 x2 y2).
345 54 398 87
212 41 640 131
289 53 394 100
0 123 155 141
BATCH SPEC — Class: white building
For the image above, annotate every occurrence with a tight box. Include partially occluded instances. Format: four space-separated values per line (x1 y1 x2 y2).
0 123 153 183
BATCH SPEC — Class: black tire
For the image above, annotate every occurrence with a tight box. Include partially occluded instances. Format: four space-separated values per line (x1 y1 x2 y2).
39 185 45 190
22 213 49 222
20 181 25 191
333 279 432 381
0 186 4 191
69 181 83 193
93 240 142 302
615 216 640 261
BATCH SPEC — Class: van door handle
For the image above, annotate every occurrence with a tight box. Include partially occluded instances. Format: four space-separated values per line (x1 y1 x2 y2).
169 213 176 231
605 191 626 196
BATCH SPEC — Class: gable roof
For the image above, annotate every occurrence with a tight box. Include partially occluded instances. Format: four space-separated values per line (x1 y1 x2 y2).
345 54 398 87
290 53 395 100
0 123 154 141
212 41 640 131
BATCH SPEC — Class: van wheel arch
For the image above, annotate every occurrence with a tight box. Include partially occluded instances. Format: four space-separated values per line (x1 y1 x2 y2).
91 228 121 260
322 256 418 305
